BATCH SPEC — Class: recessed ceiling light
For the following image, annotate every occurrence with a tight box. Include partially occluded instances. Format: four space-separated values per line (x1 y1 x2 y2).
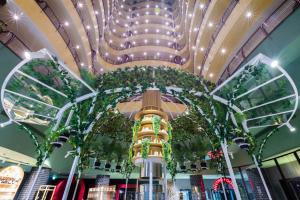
135 21 139 24
105 52 109 56
64 21 69 26
157 52 160 56
100 68 104 72
144 39 148 44
80 62 84 66
95 10 99 15
197 66 201 69
127 16 130 19
146 11 149 15
145 19 149 23
132 41 136 45
165 22 169 26
165 14 168 17
168 42 172 46
164 7 168 10
200 47 205 51
155 12 159 16
112 29 116 32
221 48 226 54
246 11 252 18
188 13 193 18
156 29 160 33
116 20 119 23
144 29 148 33
124 24 128 27
166 31 170 35
199 3 205 9
209 73 214 78
156 40 160 44
118 12 122 15
155 5 159 8
76 45 80 49
117 56 121 60
169 55 173 58
208 22 213 27
143 52 147 56
130 54 134 57
13 14 20 21
86 25 91 30
120 5 124 8
146 4 150 8
78 2 83 8
134 30 138 34
192 46 196 50
109 40 113 43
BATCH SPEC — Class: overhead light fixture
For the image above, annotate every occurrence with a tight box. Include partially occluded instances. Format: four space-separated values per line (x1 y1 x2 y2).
144 29 148 33
109 40 113 43
166 31 170 35
286 123 296 132
246 11 252 18
116 20 119 23
165 14 168 17
127 16 130 19
208 22 213 27
209 73 214 78
78 2 83 8
200 47 205 51
95 10 99 15
134 30 138 34
155 5 159 8
197 66 201 69
132 41 136 45
143 52 147 56
169 55 173 58
76 45 80 49
13 14 20 21
165 22 169 26
86 25 91 30
120 5 124 8
100 68 104 72
156 29 160 33
145 19 149 23
80 62 84 66
221 48 226 54
194 27 198 32
144 39 148 44
157 52 160 56
64 21 69 26
135 21 139 25
199 3 205 9
145 11 149 15
182 58 186 62
112 29 116 32
146 4 150 8
188 13 193 18
130 54 134 57
271 60 279 68
105 52 109 56
192 46 196 50
156 40 160 44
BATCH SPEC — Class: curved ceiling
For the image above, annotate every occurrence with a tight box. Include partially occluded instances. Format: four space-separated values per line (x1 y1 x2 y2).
0 0 286 80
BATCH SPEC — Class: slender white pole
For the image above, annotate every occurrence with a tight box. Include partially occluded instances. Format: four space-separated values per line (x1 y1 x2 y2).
149 161 153 200
220 176 228 200
163 163 168 200
124 177 129 200
71 171 81 200
220 141 242 200
252 155 273 200
25 153 48 200
62 148 80 200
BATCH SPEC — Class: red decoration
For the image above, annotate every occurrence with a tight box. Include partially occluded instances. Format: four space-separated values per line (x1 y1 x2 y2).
212 177 233 191
208 150 223 159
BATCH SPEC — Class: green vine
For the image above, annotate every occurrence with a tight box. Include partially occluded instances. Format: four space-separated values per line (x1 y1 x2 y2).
141 138 151 159
152 115 161 138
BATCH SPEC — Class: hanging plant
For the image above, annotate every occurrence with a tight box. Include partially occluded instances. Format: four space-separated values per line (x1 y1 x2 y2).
132 120 141 141
152 115 161 138
141 138 151 159
167 122 173 141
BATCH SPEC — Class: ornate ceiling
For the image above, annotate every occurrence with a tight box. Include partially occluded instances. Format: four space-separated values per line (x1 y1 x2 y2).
0 0 287 82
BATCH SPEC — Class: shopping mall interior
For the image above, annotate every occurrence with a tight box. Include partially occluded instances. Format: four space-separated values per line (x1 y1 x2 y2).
0 0 300 199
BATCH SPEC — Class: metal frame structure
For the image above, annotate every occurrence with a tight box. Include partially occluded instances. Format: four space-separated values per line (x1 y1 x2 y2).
0 50 298 200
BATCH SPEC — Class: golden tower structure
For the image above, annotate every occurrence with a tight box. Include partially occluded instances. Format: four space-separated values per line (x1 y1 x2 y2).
132 89 169 165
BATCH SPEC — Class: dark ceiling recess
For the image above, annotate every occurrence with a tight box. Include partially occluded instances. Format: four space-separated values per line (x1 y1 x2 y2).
0 0 6 6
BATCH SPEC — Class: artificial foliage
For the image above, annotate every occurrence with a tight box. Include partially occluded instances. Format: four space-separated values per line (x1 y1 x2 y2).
141 138 151 159
20 60 270 176
152 115 161 137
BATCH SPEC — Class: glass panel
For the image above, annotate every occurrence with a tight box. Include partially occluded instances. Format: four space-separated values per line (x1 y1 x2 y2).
277 154 300 179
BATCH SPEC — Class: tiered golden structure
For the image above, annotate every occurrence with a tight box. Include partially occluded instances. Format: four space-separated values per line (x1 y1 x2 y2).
132 89 169 164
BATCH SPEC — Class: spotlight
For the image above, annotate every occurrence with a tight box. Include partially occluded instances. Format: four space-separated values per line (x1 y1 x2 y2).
221 48 226 54
286 123 296 132
271 60 279 68
246 11 252 18
13 14 19 21
0 120 12 128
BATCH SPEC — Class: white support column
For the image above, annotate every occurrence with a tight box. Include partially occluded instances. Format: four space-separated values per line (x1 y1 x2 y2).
220 176 228 200
163 162 168 200
62 148 80 200
71 171 81 200
125 177 129 200
252 155 273 200
221 141 242 200
149 161 153 200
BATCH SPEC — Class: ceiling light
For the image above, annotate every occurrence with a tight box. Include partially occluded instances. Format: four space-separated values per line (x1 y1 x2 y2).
166 31 170 35
199 3 205 9
168 42 172 46
165 22 169 26
95 10 99 15
208 22 213 27
188 13 193 18
200 47 205 51
143 52 147 56
221 48 226 54
105 52 109 56
24 51 31 59
155 12 159 16
78 2 83 8
116 20 119 23
271 60 279 68
144 39 148 44
109 40 113 43
112 29 116 32
64 21 69 26
76 45 80 49
164 7 167 10
194 27 198 32
155 5 159 8
100 68 104 72
144 29 148 33
182 58 186 62
120 5 124 8
136 13 140 17
145 11 149 15
117 56 121 60
80 62 84 66
169 55 173 58
134 30 138 34
118 12 122 15
197 66 201 69
246 11 253 19
13 14 19 21
146 4 150 8
130 54 134 57
124 24 128 27
135 21 139 25
126 16 130 19
209 73 214 78
132 41 136 45
145 19 149 23
192 46 196 50
120 44 124 47
157 52 160 56
156 40 160 44
156 29 160 33
122 33 126 36
165 14 168 17
86 25 91 30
